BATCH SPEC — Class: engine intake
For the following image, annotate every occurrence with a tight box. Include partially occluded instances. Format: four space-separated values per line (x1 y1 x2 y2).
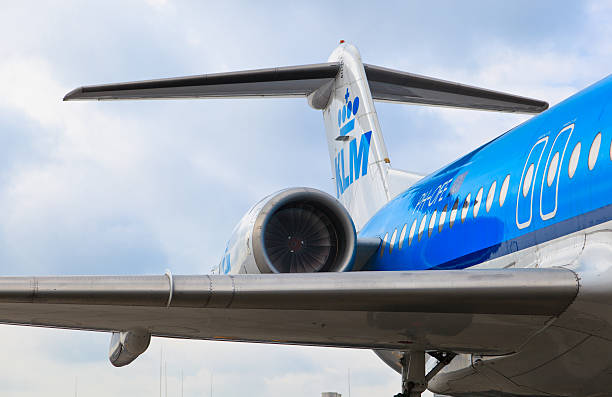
253 188 356 273
220 188 357 274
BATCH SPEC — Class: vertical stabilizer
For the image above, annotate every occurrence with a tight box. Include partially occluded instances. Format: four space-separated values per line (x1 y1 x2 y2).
319 43 391 230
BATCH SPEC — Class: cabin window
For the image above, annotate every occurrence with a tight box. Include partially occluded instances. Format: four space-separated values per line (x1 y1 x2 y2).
474 187 483 218
428 210 437 237
461 194 471 223
418 214 427 241
500 175 510 206
380 233 388 257
439 204 448 232
389 229 397 253
523 163 535 198
408 219 417 246
568 142 581 178
486 181 496 212
547 152 560 187
398 223 408 250
588 132 601 170
449 198 459 228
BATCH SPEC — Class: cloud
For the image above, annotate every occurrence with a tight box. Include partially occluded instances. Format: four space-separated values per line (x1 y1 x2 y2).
0 325 398 397
0 1 610 396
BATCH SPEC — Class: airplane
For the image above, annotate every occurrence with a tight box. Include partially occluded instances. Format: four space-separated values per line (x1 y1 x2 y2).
1 41 611 397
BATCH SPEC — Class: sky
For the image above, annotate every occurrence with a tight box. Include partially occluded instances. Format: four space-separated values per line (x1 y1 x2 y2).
0 1 611 396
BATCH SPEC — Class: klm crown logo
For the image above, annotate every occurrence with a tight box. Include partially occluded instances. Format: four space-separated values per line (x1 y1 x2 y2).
337 88 360 136
334 88 372 198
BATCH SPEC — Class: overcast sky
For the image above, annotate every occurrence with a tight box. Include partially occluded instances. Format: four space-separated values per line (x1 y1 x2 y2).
0 1 611 396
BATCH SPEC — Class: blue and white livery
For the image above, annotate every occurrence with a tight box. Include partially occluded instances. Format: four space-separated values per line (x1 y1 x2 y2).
4 42 612 397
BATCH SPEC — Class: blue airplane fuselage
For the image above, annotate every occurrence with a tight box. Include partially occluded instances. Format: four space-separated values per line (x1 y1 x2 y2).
361 75 612 271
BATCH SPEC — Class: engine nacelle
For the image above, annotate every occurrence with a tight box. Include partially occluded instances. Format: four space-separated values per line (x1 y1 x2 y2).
108 329 151 367
218 188 357 274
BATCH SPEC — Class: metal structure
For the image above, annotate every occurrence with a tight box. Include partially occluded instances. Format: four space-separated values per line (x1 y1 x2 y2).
0 42 611 396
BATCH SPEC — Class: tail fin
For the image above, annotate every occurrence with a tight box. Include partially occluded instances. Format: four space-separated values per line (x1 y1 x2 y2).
64 43 548 230
321 43 392 229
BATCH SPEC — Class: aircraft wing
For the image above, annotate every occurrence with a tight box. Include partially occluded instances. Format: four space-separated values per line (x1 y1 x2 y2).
0 269 577 355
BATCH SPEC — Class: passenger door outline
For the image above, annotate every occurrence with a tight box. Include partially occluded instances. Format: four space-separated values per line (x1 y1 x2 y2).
540 124 574 221
516 136 549 229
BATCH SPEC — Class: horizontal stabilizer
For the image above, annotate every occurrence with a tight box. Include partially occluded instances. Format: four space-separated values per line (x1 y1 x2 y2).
364 64 548 113
0 269 577 353
64 62 548 114
63 63 341 101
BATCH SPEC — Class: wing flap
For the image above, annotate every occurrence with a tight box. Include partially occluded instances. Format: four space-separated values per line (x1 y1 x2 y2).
0 303 556 354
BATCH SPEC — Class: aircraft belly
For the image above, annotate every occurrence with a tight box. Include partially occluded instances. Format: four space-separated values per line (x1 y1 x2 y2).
429 224 612 396
430 333 612 397
509 335 612 396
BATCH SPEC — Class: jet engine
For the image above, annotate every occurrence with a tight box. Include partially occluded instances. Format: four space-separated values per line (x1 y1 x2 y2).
219 188 359 274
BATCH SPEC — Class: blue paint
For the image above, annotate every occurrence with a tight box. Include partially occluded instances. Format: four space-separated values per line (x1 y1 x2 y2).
338 89 360 137
431 203 612 271
220 247 231 274
340 149 349 190
540 125 574 218
334 131 373 197
335 155 344 197
340 118 355 136
358 74 612 271
334 88 371 197
349 131 372 184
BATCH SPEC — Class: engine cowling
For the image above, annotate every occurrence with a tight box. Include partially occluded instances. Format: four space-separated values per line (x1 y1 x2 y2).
108 329 151 367
218 188 357 274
